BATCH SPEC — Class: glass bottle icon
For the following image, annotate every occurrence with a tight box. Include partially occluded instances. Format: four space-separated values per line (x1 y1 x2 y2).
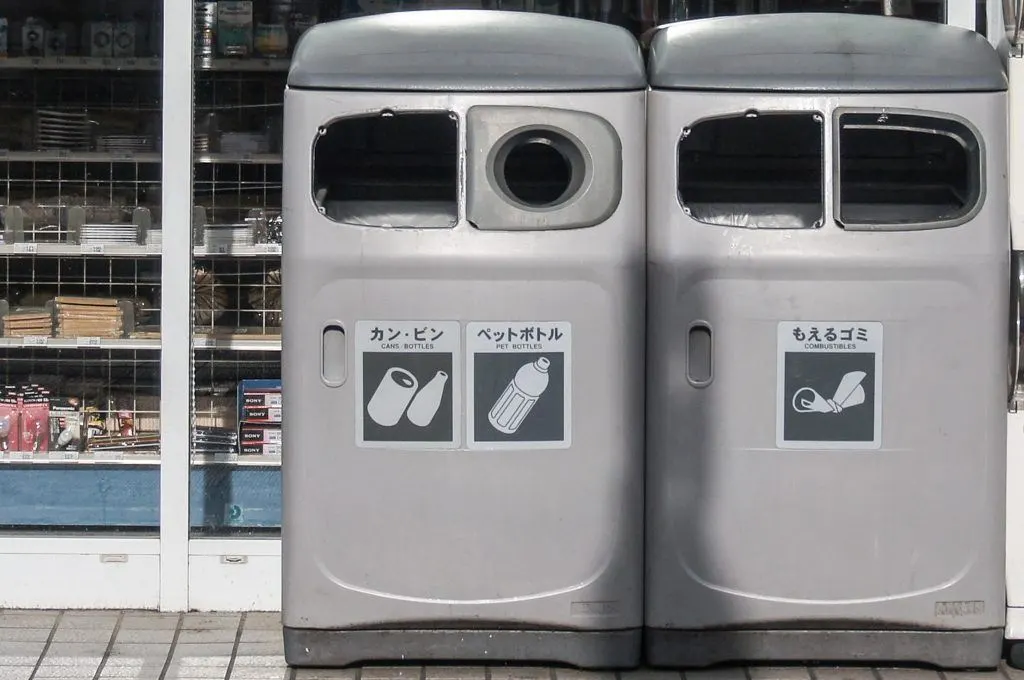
406 370 448 427
488 357 550 435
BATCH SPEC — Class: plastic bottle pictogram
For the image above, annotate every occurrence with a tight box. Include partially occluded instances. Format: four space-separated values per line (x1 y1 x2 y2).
488 357 550 434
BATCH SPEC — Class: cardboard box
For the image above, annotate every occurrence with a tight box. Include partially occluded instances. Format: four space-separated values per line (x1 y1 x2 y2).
240 424 281 445
240 441 281 456
241 406 281 424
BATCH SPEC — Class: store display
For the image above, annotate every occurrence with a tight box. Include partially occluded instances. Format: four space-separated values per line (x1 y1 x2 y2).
193 267 228 326
0 383 156 457
248 268 282 328
2 309 52 337
54 297 124 339
35 110 93 152
217 1 255 57
194 426 238 455
237 379 281 456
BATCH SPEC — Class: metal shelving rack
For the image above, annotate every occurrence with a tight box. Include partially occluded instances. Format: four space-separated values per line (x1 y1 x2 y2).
0 0 166 609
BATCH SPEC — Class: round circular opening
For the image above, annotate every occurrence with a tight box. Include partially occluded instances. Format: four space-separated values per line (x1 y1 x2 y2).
496 130 584 208
391 370 416 388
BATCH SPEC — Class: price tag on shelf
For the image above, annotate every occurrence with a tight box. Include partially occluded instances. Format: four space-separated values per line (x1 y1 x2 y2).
23 336 48 347
81 244 105 255
213 244 230 255
50 451 79 461
259 243 281 255
77 337 101 348
92 451 124 462
13 243 37 254
214 453 239 463
9 451 33 461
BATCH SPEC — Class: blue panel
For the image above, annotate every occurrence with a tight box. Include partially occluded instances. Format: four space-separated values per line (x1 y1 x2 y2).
190 466 281 531
0 466 159 528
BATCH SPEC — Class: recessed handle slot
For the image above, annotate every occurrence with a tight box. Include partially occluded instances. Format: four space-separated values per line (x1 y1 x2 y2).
321 323 346 387
687 322 714 388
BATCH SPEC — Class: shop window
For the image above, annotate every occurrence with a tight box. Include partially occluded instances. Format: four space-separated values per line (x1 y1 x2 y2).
677 112 824 229
837 112 980 228
312 111 458 229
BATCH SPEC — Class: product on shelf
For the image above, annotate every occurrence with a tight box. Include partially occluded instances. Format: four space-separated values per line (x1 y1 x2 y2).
194 426 238 455
0 18 9 57
217 1 254 58
19 387 50 453
248 268 281 328
0 388 18 452
87 433 159 454
54 296 124 339
194 267 228 326
49 397 84 452
237 379 281 456
2 308 52 338
239 423 281 456
195 394 236 430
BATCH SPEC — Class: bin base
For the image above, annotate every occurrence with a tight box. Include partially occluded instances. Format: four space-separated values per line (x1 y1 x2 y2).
283 626 640 669
644 627 1003 669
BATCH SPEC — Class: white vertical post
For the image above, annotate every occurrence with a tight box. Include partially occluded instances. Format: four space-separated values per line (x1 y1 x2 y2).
946 0 978 31
159 0 194 612
1011 56 1024 251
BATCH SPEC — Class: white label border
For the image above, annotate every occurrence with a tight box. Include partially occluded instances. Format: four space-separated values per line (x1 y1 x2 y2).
354 319 461 449
776 321 883 450
466 321 572 451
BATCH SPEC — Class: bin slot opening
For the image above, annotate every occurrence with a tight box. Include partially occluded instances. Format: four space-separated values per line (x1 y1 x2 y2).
313 111 458 228
837 113 979 228
677 112 823 229
495 129 585 209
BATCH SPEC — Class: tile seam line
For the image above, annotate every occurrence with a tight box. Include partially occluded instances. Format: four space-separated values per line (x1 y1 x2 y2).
224 611 246 680
27 610 62 680
157 612 185 680
92 610 124 680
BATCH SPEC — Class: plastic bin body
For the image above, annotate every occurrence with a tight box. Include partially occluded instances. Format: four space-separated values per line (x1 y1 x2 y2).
644 14 1008 669
280 11 646 669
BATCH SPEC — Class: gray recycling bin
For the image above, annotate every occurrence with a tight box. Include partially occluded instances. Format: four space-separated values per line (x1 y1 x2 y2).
644 13 1008 669
280 10 646 669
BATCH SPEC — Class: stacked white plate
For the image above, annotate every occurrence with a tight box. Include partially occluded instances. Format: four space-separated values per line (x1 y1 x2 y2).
96 135 154 153
79 224 139 245
36 110 92 151
204 223 255 249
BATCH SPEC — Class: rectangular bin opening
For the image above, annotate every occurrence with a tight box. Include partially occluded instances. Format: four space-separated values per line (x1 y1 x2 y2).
677 112 823 229
837 112 979 227
313 111 458 229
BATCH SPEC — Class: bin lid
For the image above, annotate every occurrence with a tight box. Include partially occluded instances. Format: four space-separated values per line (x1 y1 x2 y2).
647 13 1007 93
287 10 646 92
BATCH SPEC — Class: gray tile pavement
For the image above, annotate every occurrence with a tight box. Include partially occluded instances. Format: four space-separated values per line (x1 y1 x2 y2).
0 611 1015 680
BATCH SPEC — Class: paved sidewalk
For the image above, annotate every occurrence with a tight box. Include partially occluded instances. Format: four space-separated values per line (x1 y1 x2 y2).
0 610 1019 680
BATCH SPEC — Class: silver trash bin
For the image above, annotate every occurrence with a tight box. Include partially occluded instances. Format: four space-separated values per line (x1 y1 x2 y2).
644 13 1008 669
281 10 646 669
